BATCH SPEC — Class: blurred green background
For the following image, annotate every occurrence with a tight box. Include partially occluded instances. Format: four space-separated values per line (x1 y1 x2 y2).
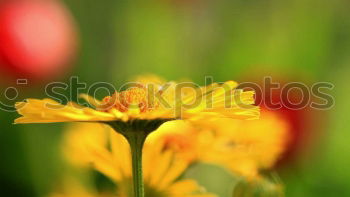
1 0 350 196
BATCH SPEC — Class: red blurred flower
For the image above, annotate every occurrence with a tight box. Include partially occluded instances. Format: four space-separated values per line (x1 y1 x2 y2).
0 0 78 82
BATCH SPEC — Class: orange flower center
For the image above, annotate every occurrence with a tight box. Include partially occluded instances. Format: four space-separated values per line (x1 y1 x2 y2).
164 134 192 151
162 134 197 162
101 87 158 113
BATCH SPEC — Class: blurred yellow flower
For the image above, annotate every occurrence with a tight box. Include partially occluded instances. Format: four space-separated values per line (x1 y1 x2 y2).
61 123 216 197
149 111 290 179
56 109 287 197
198 111 289 178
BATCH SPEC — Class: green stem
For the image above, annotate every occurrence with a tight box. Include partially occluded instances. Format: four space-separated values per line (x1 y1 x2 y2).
107 120 170 197
125 131 148 197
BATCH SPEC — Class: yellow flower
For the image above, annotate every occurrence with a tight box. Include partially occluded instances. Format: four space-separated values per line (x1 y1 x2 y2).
61 123 216 197
147 120 201 163
15 80 258 124
148 111 289 179
62 123 109 167
197 111 289 178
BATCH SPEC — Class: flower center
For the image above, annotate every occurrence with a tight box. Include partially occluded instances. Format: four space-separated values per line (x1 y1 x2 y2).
102 87 158 113
163 134 192 152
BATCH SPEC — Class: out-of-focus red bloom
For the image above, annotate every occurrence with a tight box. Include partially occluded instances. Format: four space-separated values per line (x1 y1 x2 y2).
0 0 77 82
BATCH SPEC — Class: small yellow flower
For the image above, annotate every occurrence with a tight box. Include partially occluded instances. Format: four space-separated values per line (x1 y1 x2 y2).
148 111 289 179
197 111 289 178
61 123 215 197
147 120 201 163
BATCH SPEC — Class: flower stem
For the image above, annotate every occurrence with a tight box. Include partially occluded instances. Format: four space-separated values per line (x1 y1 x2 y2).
107 120 170 197
125 131 148 197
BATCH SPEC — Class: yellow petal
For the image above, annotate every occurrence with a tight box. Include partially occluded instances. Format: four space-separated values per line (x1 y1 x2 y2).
15 99 118 124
